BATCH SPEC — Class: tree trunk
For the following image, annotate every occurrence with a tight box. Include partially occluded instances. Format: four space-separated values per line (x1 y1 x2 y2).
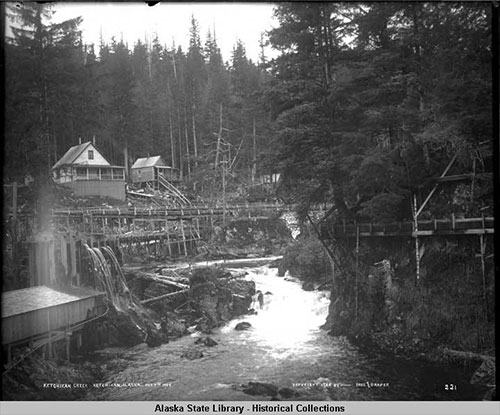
215 103 223 172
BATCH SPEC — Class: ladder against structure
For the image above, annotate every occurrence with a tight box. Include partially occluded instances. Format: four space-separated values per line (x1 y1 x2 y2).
157 174 191 206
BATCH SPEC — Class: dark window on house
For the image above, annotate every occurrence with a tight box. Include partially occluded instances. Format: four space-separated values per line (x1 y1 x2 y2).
88 150 94 160
101 168 112 180
88 168 99 179
76 168 87 178
112 169 125 180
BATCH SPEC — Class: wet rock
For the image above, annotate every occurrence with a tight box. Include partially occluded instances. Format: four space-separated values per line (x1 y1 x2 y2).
325 296 351 336
228 279 255 313
302 281 315 291
161 312 186 339
195 316 214 334
278 387 299 398
181 349 204 360
235 322 252 331
242 381 279 397
247 308 258 315
470 359 495 386
277 264 286 277
189 267 255 329
145 327 164 347
194 337 218 347
106 308 145 347
191 283 218 318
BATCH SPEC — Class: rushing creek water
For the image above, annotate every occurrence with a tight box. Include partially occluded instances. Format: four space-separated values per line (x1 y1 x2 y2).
86 264 486 401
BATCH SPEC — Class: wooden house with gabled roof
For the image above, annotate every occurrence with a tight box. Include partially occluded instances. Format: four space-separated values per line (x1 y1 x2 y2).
52 141 126 200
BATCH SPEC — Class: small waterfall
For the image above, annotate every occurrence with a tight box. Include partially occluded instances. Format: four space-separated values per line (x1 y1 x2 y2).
83 244 133 310
281 212 301 239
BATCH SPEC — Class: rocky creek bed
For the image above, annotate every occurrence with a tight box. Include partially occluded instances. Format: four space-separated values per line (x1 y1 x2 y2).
1 264 259 401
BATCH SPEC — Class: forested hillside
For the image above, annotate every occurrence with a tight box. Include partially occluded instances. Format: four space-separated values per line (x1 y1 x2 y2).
4 2 493 216
265 2 493 222
4 3 273 200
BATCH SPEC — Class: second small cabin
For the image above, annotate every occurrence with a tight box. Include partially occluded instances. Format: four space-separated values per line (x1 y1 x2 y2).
130 156 180 186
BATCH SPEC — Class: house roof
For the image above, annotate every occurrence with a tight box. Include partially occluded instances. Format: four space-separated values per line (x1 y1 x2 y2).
131 156 167 169
52 142 111 169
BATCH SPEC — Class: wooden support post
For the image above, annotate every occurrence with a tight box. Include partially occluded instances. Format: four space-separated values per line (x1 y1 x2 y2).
413 195 420 282
66 328 71 363
180 219 188 256
355 226 360 321
479 235 488 319
47 309 52 360
415 154 458 218
165 221 172 257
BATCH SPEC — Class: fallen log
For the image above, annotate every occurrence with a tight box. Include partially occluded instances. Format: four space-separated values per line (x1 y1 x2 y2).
137 271 189 290
439 347 495 363
141 289 189 306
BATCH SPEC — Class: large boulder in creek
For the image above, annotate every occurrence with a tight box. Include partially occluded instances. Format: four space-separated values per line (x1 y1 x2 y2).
189 266 255 330
194 337 218 347
227 279 255 316
235 322 252 331
161 311 187 339
189 268 221 329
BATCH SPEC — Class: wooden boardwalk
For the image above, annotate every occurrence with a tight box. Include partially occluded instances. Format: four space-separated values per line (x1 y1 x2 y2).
320 216 494 239
50 202 287 220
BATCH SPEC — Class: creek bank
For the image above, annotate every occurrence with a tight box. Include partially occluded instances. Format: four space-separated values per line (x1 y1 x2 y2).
280 235 496 400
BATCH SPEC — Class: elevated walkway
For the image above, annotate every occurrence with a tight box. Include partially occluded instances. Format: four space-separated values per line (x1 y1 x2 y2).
320 216 494 239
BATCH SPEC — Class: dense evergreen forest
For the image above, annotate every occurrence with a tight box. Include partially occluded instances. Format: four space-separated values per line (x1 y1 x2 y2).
4 2 273 200
4 2 493 219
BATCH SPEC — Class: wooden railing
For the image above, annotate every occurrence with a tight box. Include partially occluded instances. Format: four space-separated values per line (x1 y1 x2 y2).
320 216 494 239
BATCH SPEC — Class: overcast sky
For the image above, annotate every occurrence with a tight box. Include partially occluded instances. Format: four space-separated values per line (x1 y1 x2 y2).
50 2 279 63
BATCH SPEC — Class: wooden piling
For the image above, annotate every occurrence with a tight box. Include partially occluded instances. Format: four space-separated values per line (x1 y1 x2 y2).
479 234 488 319
355 226 359 321
165 221 172 257
413 195 420 282
180 219 188 256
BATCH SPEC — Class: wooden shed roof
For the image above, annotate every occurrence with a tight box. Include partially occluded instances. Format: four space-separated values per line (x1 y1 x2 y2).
2 285 104 318
131 156 168 169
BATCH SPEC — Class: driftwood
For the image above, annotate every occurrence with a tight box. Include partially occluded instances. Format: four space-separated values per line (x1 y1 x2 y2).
439 347 495 363
137 271 189 290
141 289 189 306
